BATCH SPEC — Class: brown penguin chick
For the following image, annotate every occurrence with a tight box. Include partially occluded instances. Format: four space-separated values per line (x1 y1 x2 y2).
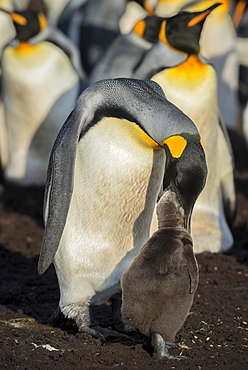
121 190 199 360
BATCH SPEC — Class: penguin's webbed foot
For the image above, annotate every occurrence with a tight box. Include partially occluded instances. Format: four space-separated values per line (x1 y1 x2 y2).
151 333 189 360
91 325 134 340
73 302 133 341
78 324 106 341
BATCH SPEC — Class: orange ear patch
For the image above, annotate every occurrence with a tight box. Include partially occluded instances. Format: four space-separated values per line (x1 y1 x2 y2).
10 12 28 25
163 136 187 158
187 10 212 27
158 20 167 44
133 19 146 38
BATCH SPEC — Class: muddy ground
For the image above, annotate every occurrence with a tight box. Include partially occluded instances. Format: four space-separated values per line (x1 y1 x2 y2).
0 129 247 370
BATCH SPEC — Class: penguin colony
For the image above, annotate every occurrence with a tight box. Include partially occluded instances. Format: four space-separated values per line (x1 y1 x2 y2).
0 0 246 360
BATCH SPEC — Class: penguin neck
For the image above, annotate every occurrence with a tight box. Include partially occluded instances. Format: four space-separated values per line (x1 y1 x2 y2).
170 54 208 78
157 218 183 230
15 41 36 53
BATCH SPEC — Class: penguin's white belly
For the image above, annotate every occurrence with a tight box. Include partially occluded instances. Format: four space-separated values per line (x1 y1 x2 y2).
2 42 78 184
54 117 166 305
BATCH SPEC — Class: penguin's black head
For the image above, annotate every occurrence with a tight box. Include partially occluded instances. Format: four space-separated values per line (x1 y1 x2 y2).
159 3 221 55
133 15 164 43
7 9 47 41
163 134 207 232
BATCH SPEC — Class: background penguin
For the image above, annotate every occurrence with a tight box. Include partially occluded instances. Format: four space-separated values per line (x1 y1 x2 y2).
145 0 239 131
181 0 239 132
155 0 190 16
147 4 236 253
121 190 199 360
38 78 207 339
119 0 157 34
0 4 16 170
58 0 127 75
89 15 164 84
1 8 85 186
231 0 248 138
42 0 71 25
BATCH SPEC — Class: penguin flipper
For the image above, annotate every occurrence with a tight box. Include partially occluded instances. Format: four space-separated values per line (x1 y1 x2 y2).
38 110 77 275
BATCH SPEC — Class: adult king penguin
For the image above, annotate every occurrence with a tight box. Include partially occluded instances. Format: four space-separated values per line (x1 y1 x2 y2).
89 15 164 84
2 9 84 186
38 78 207 339
149 4 236 253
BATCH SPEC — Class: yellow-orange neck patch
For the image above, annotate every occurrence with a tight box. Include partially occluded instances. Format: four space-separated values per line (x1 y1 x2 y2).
38 13 47 31
169 54 208 78
137 126 163 149
15 41 35 53
163 135 187 158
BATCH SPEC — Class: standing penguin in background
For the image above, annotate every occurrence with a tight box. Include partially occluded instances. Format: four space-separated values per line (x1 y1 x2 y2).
1 8 85 186
38 78 207 339
121 190 198 360
58 0 127 75
119 0 157 34
0 6 16 170
145 4 236 253
89 15 164 84
181 0 239 132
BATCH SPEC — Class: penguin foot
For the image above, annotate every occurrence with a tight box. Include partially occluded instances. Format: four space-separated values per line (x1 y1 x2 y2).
151 333 189 360
78 322 132 341
78 324 106 341
91 325 134 340
153 350 189 360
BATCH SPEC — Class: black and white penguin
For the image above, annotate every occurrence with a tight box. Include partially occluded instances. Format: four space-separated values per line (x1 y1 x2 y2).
58 0 127 75
1 9 85 185
145 4 236 253
119 0 157 34
38 78 207 339
0 4 16 170
121 189 198 360
182 0 239 131
231 0 248 139
89 15 164 84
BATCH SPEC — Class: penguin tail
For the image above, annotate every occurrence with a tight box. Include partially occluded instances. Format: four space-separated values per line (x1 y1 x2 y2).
46 306 75 328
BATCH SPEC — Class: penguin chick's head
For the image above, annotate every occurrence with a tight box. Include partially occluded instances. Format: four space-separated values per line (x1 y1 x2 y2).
159 2 221 55
133 15 164 43
163 134 207 232
7 9 47 42
156 189 184 229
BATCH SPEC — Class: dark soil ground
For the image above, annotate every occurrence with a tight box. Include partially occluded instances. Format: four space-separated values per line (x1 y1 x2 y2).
0 129 248 370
